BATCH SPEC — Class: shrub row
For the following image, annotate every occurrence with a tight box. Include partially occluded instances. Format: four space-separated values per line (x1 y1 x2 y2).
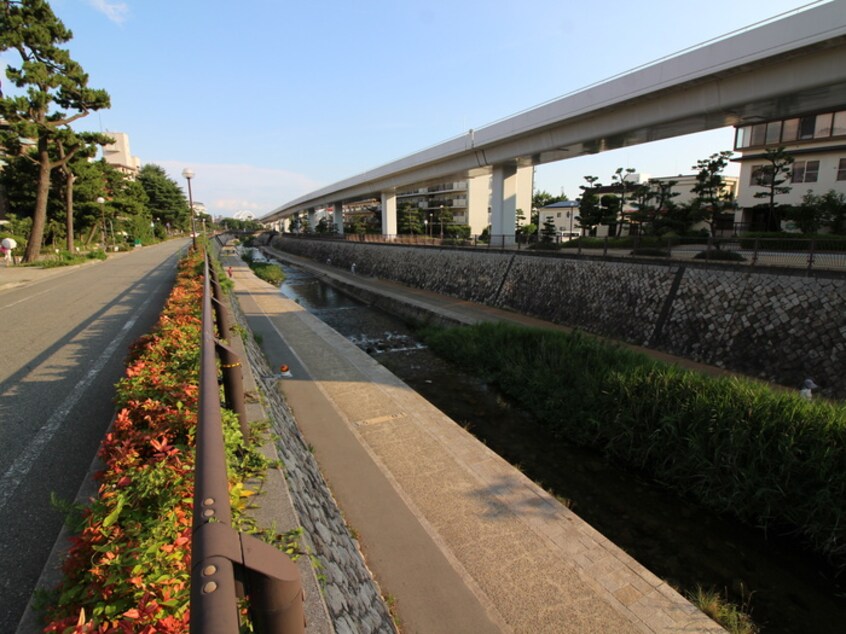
41 251 267 632
420 322 846 568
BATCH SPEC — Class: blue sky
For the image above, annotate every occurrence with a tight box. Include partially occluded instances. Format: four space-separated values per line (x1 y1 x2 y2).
2 0 833 217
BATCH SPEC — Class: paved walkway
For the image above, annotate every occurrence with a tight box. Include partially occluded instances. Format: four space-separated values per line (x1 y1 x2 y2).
223 247 726 633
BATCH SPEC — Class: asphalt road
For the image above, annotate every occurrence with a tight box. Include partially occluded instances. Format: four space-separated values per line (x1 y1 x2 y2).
0 240 188 633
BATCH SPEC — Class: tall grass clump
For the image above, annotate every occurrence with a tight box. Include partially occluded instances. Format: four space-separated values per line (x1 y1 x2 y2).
420 322 846 568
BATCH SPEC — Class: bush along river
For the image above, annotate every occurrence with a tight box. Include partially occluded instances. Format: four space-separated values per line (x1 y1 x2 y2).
273 259 845 634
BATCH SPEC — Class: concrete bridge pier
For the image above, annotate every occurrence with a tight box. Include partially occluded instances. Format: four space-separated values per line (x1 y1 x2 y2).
490 164 533 245
333 201 344 235
381 190 397 236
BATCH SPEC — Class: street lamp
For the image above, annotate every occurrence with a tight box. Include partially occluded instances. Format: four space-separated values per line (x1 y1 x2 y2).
96 197 106 248
182 168 197 249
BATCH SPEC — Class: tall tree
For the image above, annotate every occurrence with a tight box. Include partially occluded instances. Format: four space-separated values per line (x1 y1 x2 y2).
690 151 735 236
398 202 423 235
0 0 111 262
137 164 189 232
56 129 112 250
576 176 602 236
611 167 636 236
751 147 793 231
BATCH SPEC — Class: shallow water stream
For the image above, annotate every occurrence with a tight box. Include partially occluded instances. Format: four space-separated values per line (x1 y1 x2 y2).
276 260 845 634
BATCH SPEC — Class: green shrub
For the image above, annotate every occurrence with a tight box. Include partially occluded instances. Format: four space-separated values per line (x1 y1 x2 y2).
420 322 846 568
250 261 285 286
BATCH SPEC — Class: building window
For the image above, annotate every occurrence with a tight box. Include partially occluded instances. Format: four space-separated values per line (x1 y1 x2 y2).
765 121 782 144
837 158 846 181
782 118 799 142
792 160 820 183
833 111 846 137
815 113 833 138
799 115 816 140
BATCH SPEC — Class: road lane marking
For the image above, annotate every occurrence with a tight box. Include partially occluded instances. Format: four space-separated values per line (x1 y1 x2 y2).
1 287 56 310
0 312 141 512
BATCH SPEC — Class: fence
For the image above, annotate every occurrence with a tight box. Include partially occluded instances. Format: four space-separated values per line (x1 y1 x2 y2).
277 231 846 272
190 250 304 633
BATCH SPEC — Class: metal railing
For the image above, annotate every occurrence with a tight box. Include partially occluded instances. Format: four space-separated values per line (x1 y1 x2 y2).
279 231 846 272
190 251 304 633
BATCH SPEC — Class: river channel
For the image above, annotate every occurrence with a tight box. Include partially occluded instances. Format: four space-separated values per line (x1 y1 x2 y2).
273 258 845 634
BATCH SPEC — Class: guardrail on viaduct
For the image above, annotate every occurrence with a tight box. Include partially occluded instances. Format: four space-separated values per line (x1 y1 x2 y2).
189 249 304 633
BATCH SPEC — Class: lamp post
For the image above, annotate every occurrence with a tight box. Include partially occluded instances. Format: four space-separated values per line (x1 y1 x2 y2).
96 197 106 248
182 168 197 249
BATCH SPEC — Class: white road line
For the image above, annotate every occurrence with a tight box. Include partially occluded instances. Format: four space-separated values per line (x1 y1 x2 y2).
2 287 56 310
0 312 141 512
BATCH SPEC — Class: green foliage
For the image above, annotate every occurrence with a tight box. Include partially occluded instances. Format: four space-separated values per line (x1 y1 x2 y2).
688 586 758 634
420 322 846 568
398 203 424 235
576 176 603 235
0 0 111 262
540 214 557 243
690 151 736 235
533 189 568 208
138 164 190 232
784 189 846 234
751 147 794 231
249 262 285 286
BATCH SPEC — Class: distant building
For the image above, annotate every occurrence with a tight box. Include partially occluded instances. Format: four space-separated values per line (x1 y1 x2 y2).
537 200 581 237
732 107 846 231
102 132 141 178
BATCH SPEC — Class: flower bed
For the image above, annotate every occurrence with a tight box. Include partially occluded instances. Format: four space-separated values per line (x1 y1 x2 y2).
40 251 264 633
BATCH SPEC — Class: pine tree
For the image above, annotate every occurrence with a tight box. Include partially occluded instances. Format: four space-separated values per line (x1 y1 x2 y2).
0 0 111 261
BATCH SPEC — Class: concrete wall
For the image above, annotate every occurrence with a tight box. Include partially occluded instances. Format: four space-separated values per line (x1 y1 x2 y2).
268 236 846 399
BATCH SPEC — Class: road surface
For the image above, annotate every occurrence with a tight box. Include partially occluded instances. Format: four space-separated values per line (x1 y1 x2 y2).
0 240 187 633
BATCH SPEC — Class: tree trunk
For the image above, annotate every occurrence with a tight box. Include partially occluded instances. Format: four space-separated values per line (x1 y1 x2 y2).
65 170 75 252
23 141 53 263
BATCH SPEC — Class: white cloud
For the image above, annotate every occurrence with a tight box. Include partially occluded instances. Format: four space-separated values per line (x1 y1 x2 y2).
87 0 130 25
155 161 323 218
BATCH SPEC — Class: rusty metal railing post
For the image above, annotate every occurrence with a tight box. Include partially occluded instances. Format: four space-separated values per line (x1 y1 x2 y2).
191 256 241 634
192 253 304 633
215 340 249 439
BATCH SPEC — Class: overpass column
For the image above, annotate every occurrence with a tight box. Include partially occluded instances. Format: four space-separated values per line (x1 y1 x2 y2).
467 174 490 236
381 191 397 236
333 201 344 235
516 165 533 221
490 164 517 246
307 209 316 233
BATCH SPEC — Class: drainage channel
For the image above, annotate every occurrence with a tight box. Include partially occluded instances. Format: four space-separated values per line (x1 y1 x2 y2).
274 259 845 634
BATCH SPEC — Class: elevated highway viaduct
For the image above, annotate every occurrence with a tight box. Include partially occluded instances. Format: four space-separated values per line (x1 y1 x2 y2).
262 2 846 243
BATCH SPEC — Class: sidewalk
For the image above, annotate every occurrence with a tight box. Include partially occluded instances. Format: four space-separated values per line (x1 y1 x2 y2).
223 248 725 633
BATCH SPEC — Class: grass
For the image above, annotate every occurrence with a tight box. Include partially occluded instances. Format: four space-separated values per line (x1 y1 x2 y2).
418 321 846 570
688 586 758 634
250 261 286 286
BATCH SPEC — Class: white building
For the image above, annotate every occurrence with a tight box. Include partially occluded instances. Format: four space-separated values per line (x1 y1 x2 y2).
733 107 846 231
102 132 141 178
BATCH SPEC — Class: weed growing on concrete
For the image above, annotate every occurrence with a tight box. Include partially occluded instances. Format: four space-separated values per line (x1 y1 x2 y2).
688 586 758 634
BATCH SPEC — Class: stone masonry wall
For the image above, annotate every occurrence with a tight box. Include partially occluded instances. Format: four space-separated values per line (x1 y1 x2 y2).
270 236 846 398
230 294 397 634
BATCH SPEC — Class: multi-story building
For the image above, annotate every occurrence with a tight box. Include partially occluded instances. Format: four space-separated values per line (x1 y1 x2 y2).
102 132 141 178
397 181 469 228
733 107 846 231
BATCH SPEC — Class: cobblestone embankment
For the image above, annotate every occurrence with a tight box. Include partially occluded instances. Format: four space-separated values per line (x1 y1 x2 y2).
267 236 846 398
